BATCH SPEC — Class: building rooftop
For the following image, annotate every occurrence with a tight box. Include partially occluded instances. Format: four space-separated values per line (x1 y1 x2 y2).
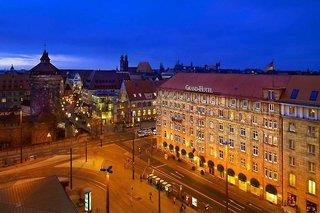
124 79 163 101
30 51 59 76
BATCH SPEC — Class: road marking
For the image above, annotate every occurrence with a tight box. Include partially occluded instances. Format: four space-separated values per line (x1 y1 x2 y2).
248 203 262 211
174 171 184 178
154 164 166 169
230 199 245 209
170 172 182 179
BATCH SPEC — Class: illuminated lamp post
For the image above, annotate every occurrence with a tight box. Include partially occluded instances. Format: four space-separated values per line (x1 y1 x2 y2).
100 166 113 213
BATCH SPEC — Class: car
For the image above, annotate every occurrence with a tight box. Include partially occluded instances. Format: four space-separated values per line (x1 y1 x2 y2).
137 130 146 137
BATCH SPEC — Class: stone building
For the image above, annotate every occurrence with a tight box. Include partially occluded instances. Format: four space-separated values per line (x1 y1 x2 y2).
30 50 63 118
156 73 320 210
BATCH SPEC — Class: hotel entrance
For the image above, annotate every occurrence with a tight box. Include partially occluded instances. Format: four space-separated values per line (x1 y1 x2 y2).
265 184 278 204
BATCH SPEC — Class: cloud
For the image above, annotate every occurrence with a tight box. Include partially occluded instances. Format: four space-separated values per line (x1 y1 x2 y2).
0 53 83 69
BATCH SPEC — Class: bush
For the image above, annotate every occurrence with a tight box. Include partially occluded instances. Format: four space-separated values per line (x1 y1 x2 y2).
188 152 194 159
200 170 205 175
175 146 180 153
181 149 187 156
163 142 167 148
169 144 174 151
191 166 196 171
207 160 214 168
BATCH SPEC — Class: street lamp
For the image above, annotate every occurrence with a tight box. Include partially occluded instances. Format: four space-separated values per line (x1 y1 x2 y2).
221 140 231 213
85 123 91 162
100 166 113 213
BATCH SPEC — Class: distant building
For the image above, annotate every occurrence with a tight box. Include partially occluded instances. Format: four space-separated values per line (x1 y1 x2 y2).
0 65 30 109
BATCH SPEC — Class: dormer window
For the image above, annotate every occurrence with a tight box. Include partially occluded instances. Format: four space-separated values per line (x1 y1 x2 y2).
133 94 137 98
310 91 319 101
290 89 299 99
242 100 248 109
268 90 275 100
138 93 142 97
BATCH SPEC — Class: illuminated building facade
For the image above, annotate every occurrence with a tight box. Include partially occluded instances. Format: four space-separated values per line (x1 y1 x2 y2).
118 80 159 125
156 73 320 210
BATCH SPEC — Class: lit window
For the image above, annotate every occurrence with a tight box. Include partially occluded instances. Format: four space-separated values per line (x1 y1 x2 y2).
138 93 142 97
209 121 214 129
308 109 316 118
240 128 246 137
252 130 258 140
230 99 236 107
289 123 296 132
289 174 296 187
308 180 316 195
1 98 6 103
268 90 275 100
133 94 136 98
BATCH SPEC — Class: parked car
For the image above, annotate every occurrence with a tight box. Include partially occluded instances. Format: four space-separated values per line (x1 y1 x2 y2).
137 130 146 137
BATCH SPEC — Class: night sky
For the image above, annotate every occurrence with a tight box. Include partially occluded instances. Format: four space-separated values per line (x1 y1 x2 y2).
0 0 319 70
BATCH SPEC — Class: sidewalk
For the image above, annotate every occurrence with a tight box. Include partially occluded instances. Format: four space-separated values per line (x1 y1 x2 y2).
151 149 282 213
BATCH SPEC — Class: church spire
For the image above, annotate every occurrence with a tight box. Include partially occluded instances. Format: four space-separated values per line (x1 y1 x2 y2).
40 50 51 63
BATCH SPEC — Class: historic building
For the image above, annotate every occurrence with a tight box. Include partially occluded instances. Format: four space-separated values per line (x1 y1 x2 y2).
0 65 30 109
118 79 160 125
30 50 63 118
156 73 320 211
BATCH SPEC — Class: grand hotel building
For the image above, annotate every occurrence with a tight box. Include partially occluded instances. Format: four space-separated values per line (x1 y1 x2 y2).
156 73 320 212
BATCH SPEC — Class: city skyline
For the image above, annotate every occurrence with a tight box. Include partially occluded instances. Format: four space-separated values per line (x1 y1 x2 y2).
1 0 320 70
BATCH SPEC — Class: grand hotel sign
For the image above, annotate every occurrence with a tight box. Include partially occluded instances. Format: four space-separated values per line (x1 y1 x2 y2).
185 85 213 93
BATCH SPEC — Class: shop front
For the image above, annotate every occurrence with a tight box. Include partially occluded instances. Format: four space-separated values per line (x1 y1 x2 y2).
265 184 278 204
306 200 317 213
287 193 297 207
250 178 261 196
227 168 236 185
238 173 247 192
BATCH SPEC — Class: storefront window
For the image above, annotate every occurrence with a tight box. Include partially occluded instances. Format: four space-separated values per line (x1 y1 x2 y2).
306 200 317 213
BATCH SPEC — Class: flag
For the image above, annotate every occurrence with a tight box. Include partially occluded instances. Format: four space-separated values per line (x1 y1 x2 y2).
266 61 274 72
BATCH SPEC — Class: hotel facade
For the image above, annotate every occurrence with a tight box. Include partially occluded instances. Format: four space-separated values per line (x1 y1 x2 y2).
156 73 320 212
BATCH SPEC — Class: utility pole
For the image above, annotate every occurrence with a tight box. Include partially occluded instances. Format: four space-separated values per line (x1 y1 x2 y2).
132 138 135 180
69 147 73 189
19 110 23 163
106 173 110 213
158 187 161 213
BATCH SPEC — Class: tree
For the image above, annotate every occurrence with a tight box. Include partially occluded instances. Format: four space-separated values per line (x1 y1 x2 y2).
181 149 187 156
227 168 235 177
175 146 180 153
188 152 194 159
207 160 214 168
217 164 224 173
238 173 247 182
250 178 260 188
163 142 167 148
169 144 174 151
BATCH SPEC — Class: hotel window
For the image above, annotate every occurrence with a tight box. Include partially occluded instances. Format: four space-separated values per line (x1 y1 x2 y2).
209 134 214 142
147 109 151 115
253 145 259 156
219 150 224 159
308 109 316 118
219 123 224 131
143 109 146 115
229 154 234 163
242 100 248 109
219 136 224 145
153 109 156 114
307 144 316 155
288 123 296 132
190 116 193 123
253 162 258 172
254 102 261 110
229 125 234 134
229 139 234 148
230 99 236 107
240 128 246 137
289 156 295 167
273 121 278 129
209 110 214 116
273 154 278 163
289 140 295 150
189 127 194 135
219 97 225 106
308 180 316 195
273 137 278 146
288 106 295 115
240 158 246 167
239 113 244 122
218 109 224 118
209 121 214 129
229 111 234 120
307 126 316 137
268 103 274 112
240 141 246 152
273 172 278 181
252 130 258 140
309 91 319 101
268 90 275 100
210 148 214 156
289 174 296 187
308 162 315 173
252 115 257 124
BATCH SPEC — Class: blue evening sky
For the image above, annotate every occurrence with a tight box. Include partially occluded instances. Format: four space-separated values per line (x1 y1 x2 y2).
0 0 319 70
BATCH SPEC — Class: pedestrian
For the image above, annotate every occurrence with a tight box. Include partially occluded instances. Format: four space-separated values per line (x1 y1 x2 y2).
173 196 176 205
